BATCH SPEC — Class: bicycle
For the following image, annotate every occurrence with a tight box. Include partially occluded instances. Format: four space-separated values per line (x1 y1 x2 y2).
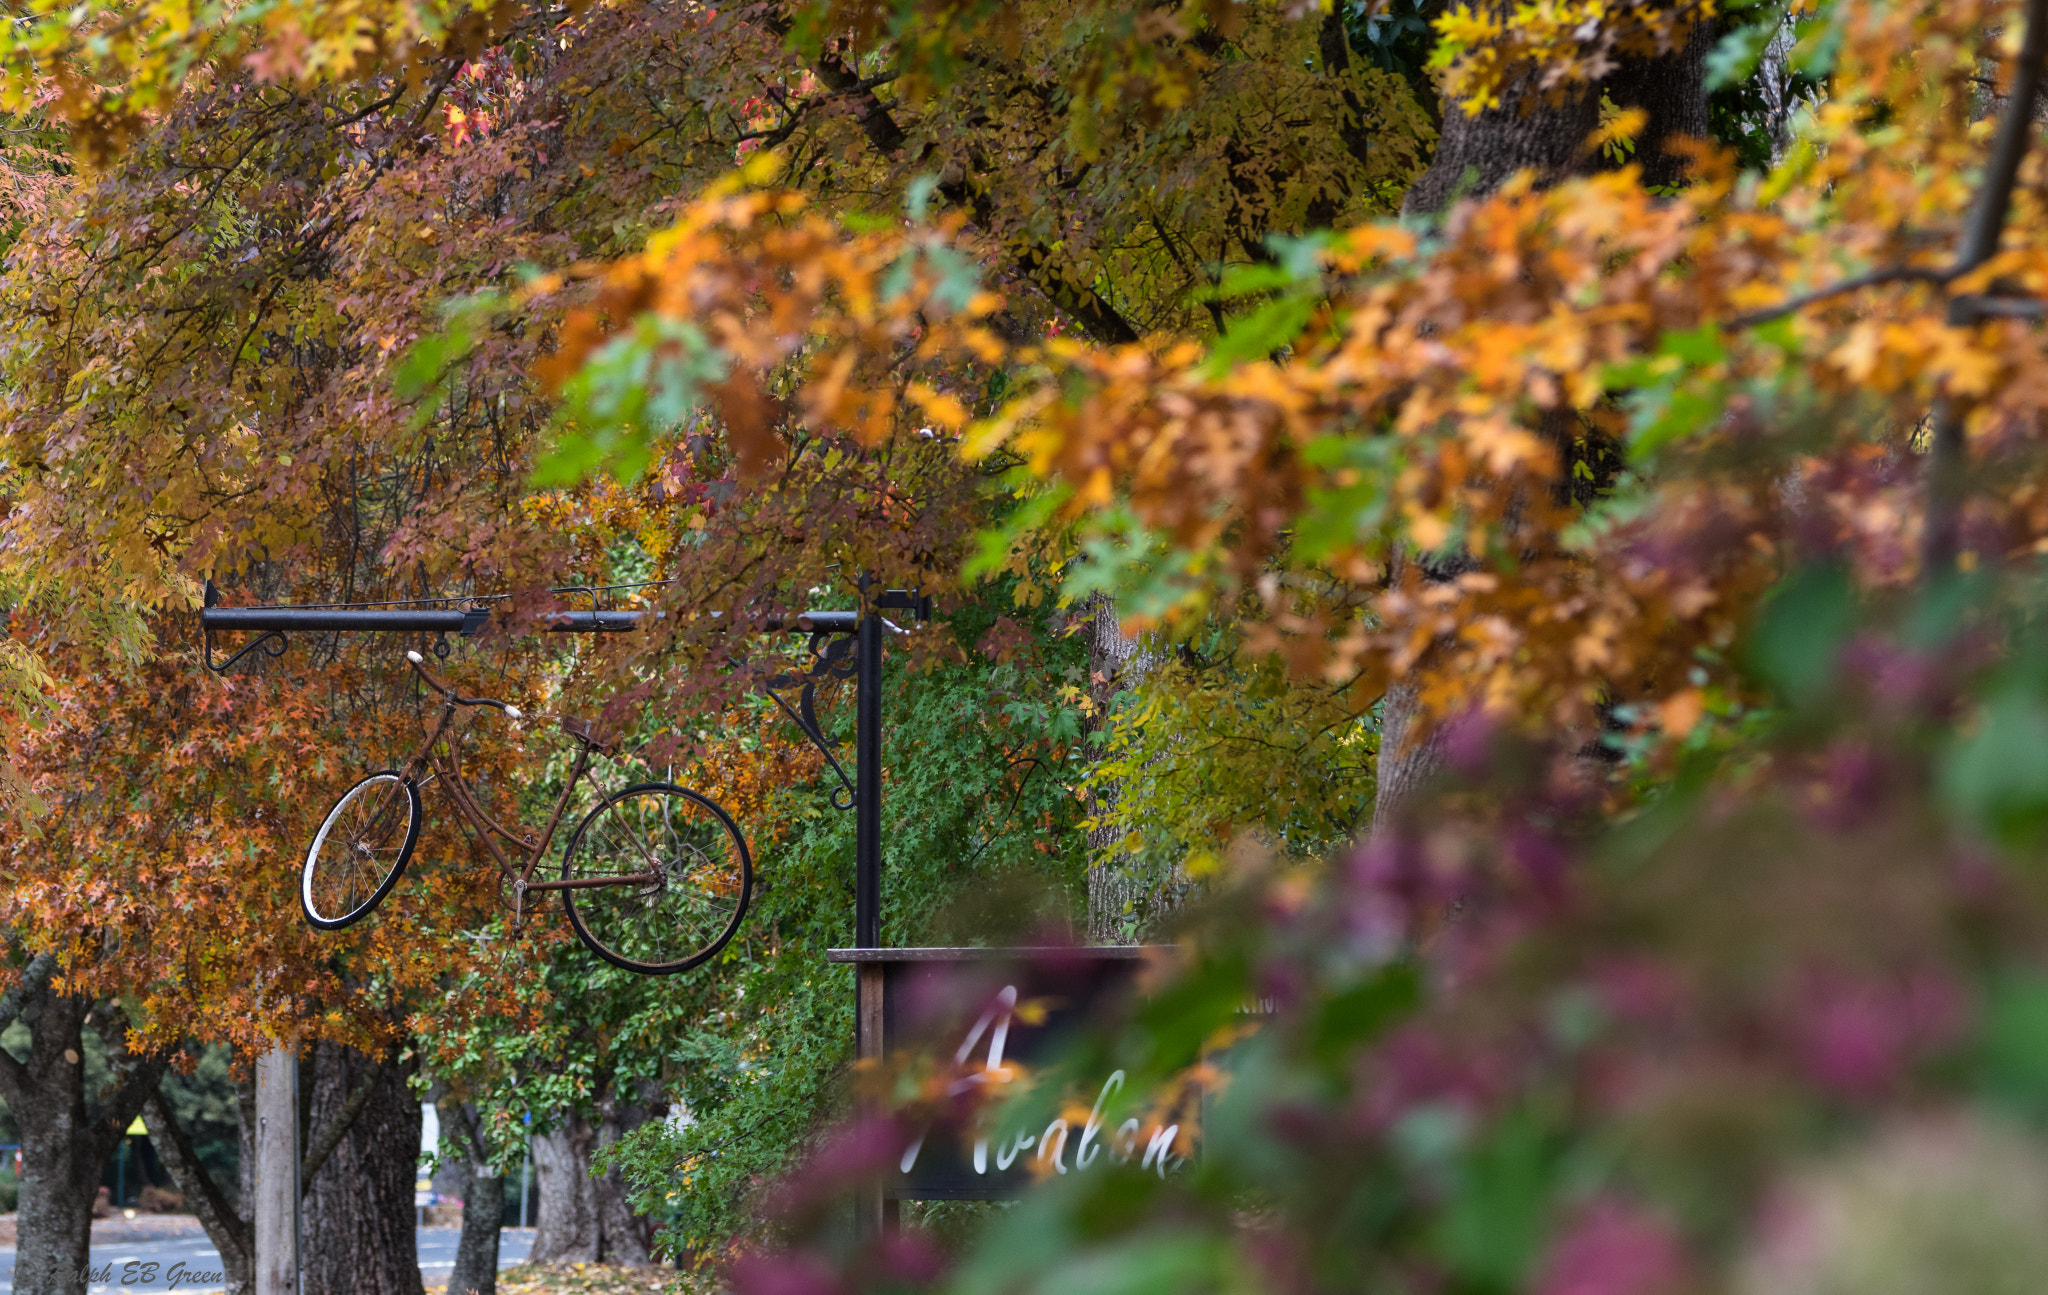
299 651 753 974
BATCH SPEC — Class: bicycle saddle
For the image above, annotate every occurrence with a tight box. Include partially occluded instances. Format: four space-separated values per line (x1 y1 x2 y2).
559 716 617 755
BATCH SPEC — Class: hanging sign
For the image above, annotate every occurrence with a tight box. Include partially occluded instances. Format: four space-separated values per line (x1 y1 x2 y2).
826 946 1195 1201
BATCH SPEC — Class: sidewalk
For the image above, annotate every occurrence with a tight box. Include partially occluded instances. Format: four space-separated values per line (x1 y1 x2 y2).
0 1213 210 1247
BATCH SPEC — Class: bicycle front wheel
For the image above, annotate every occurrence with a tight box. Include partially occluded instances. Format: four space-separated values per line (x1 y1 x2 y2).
561 783 752 975
303 771 422 929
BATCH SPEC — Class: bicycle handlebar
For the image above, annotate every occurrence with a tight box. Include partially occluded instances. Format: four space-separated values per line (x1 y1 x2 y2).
405 651 524 719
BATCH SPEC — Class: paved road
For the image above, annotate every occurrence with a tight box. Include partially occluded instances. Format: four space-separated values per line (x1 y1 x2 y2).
0 1226 535 1294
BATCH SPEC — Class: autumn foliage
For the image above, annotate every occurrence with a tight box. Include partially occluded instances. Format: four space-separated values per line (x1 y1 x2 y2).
15 0 2048 1287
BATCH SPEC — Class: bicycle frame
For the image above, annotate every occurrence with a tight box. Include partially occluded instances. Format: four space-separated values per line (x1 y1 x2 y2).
398 666 656 924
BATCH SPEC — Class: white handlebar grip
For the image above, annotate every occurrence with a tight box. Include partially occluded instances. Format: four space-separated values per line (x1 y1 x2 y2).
504 706 524 720
406 651 424 664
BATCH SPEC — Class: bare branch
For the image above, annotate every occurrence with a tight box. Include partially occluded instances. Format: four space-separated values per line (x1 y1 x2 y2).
1724 265 1955 331
1926 0 2048 577
1953 295 2048 319
143 1089 252 1279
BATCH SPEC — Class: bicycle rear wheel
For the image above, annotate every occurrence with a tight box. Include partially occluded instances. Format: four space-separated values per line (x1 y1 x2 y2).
303 771 422 929
561 782 752 974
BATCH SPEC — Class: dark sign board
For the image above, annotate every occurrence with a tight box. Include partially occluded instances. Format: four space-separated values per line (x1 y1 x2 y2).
827 946 1188 1201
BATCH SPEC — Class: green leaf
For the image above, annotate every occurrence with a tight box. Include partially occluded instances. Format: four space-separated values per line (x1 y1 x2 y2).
534 315 729 485
393 331 456 400
1627 383 1725 458
1601 355 1666 389
1203 294 1315 374
1978 974 2048 1116
1705 10 1788 92
1658 323 1726 367
905 173 942 224
1199 263 1299 303
1429 1109 1560 1293
1943 686 2048 848
1266 230 1334 281
1295 433 1402 562
1746 564 1857 708
1309 963 1419 1066
1790 4 1846 78
1753 314 1800 355
965 484 1073 582
394 291 505 403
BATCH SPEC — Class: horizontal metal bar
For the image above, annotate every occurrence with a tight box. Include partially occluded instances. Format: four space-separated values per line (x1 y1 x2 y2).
525 872 661 891
202 607 491 634
537 610 648 632
824 945 1165 962
203 604 853 635
202 606 649 634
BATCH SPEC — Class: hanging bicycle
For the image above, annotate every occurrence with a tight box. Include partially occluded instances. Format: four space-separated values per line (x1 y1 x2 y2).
301 651 752 974
206 578 929 977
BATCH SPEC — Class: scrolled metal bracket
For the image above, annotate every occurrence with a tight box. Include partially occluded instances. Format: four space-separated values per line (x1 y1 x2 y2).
761 629 860 810
203 579 291 674
205 627 289 674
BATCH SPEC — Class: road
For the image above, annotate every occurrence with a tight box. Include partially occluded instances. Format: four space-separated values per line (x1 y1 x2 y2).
0 1226 536 1294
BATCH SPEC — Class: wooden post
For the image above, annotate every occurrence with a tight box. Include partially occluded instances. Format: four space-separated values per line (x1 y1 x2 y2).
254 1043 299 1295
855 962 891 1237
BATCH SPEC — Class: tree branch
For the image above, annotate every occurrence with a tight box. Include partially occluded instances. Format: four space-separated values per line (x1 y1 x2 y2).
0 950 56 1032
441 1097 490 1164
811 49 906 154
300 1047 393 1192
1925 0 2048 577
810 49 1143 345
1952 294 2048 318
88 1037 172 1167
1724 265 1956 331
142 1089 252 1278
0 950 51 1104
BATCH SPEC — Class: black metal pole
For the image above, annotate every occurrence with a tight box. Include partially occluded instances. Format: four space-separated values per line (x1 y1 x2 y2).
201 606 641 634
855 597 883 950
853 589 889 1239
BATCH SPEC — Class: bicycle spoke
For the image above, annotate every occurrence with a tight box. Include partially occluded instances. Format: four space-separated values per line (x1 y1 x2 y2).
306 774 415 927
564 785 750 971
611 803 669 876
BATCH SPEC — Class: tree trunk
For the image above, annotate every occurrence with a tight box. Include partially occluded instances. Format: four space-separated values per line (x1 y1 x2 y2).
1402 86 1601 217
1082 593 1165 942
239 1059 259 1221
1604 27 1712 192
300 1042 423 1295
10 992 97 1295
593 1096 652 1267
528 1099 652 1267
149 1042 389 1295
529 1122 592 1264
0 965 167 1295
451 1162 506 1295
1375 9 1712 830
435 1098 503 1295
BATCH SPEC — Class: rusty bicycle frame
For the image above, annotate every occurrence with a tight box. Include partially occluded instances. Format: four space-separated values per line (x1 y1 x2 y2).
396 650 656 922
